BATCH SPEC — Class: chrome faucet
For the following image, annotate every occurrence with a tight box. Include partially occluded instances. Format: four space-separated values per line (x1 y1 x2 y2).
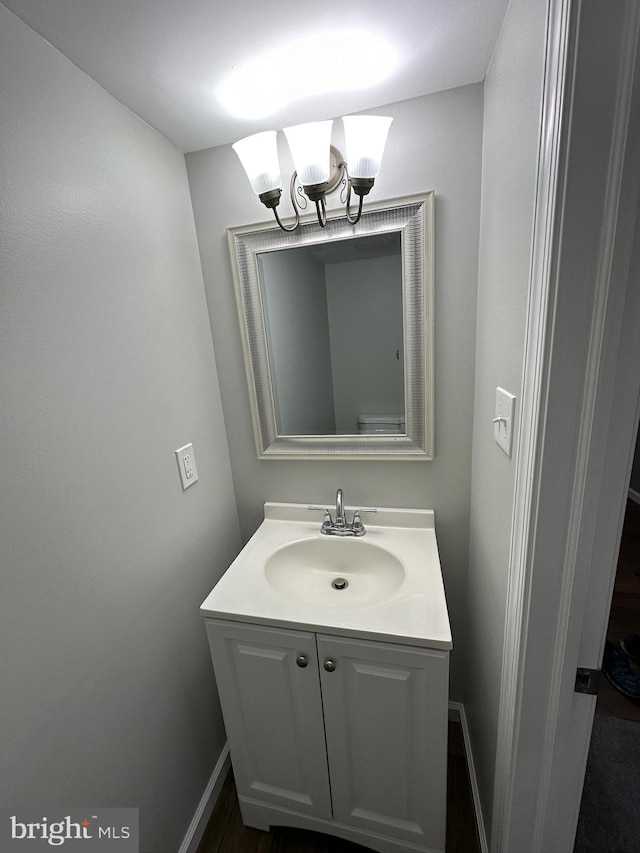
308 489 377 537
335 488 346 529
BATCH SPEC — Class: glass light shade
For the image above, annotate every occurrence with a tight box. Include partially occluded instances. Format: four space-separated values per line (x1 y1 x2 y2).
342 116 393 179
283 121 333 186
232 131 282 196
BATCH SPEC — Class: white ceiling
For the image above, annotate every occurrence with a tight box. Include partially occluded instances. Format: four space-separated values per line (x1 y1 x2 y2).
2 0 510 153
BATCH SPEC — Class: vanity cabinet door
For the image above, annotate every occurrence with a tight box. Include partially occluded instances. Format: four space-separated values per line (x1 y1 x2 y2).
205 620 332 819
317 634 449 851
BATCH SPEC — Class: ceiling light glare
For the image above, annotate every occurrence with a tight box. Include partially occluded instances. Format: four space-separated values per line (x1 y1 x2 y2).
217 31 397 120
217 55 292 120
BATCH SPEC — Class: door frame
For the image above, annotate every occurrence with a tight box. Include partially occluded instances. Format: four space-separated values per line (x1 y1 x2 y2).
492 0 640 850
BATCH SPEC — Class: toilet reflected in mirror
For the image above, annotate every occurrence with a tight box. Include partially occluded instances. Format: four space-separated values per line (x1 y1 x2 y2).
357 414 406 435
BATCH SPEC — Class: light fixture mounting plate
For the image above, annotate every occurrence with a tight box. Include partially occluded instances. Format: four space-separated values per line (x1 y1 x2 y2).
326 145 346 195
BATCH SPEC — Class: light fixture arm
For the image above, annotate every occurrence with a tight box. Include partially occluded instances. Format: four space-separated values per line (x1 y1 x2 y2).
263 153 343 230
345 184 364 224
340 160 371 225
314 196 327 227
259 154 367 230
269 173 301 232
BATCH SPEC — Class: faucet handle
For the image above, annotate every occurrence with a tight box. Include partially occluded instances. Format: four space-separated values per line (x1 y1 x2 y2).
351 511 365 535
351 507 376 536
308 505 334 530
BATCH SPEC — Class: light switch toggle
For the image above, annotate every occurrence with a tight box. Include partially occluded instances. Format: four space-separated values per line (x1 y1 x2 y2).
175 443 199 490
494 388 516 457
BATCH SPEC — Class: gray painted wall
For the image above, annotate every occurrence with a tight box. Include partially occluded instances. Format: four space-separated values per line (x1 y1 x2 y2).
0 7 241 851
325 254 404 434
259 250 336 434
186 84 484 699
465 0 548 836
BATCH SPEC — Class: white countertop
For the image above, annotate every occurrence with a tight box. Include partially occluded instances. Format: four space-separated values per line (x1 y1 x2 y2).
200 502 453 650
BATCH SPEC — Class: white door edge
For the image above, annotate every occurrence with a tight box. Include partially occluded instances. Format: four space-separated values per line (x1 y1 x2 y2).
490 0 574 843
492 1 640 851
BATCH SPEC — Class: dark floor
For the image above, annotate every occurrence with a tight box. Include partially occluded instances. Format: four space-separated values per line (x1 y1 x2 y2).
574 496 640 852
596 498 640 722
197 721 480 853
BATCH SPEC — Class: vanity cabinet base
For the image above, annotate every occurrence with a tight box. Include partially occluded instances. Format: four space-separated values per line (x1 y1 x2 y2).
206 620 448 853
239 796 445 853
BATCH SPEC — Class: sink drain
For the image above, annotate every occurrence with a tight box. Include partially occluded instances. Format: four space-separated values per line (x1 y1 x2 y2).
331 577 348 590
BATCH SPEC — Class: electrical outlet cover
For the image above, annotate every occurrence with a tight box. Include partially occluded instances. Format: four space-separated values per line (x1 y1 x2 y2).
175 443 199 490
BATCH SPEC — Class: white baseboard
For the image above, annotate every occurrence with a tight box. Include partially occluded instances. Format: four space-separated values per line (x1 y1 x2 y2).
448 702 488 853
629 486 640 504
178 742 231 853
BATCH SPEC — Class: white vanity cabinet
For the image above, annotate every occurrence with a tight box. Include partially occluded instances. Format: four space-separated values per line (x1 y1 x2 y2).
205 618 449 853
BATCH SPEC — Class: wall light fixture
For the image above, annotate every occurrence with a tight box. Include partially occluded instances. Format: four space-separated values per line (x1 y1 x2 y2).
232 116 393 232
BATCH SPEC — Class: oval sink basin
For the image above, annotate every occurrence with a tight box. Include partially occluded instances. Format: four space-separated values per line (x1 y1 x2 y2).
264 537 405 607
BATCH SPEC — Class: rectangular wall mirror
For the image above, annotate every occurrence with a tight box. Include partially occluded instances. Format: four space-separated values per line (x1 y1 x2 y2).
227 192 434 459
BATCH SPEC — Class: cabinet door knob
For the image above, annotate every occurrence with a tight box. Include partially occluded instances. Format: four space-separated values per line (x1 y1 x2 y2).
296 655 309 668
323 659 336 672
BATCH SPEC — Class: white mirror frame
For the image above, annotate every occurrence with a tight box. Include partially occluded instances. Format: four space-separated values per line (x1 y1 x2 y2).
227 192 434 460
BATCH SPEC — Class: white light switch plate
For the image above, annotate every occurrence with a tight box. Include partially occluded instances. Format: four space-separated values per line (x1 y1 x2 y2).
494 388 516 457
175 443 199 490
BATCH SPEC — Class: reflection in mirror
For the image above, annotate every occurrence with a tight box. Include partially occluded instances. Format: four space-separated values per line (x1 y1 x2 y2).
258 233 403 436
227 192 434 460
